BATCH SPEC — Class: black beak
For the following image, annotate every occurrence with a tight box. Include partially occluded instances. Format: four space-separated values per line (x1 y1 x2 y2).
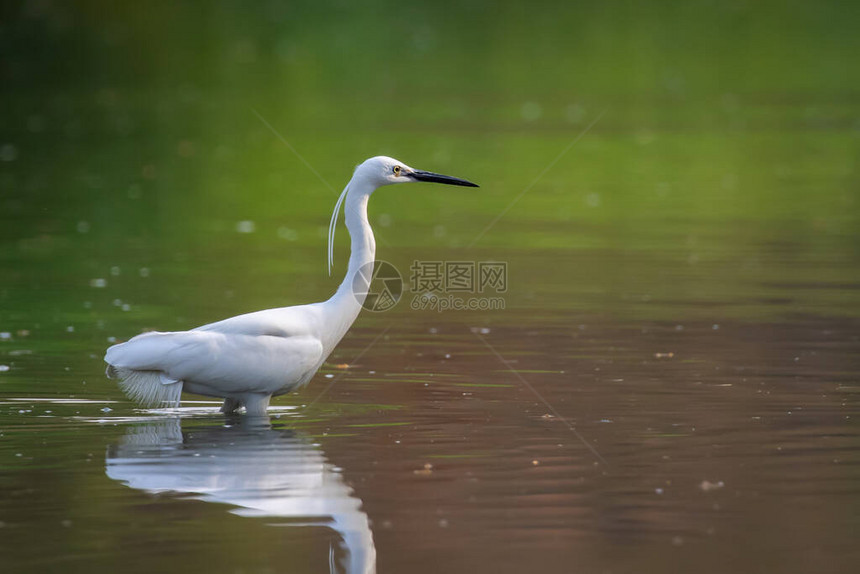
409 170 479 187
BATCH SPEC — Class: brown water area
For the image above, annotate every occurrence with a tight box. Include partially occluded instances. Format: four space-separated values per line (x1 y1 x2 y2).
336 316 860 574
2 300 858 573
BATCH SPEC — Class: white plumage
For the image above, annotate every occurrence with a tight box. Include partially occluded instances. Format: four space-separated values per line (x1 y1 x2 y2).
104 156 478 415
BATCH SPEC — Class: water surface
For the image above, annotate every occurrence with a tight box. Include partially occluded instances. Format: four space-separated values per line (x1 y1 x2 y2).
2 2 859 573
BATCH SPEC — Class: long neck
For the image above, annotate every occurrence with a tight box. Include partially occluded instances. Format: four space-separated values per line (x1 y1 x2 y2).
322 180 376 351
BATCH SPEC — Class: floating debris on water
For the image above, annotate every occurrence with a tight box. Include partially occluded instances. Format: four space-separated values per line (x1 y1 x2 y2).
699 480 725 492
521 101 542 121
0 143 19 162
654 352 675 358
0 365 10 372
277 226 298 241
236 220 256 233
89 278 107 288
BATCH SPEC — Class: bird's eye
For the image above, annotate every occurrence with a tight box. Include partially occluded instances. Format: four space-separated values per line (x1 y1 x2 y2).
392 165 401 176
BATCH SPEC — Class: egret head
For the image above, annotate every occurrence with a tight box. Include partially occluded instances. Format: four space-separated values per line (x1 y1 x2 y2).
355 156 479 189
328 156 478 275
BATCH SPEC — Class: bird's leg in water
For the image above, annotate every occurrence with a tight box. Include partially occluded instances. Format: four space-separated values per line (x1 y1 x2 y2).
220 395 269 414
243 394 271 417
221 397 242 414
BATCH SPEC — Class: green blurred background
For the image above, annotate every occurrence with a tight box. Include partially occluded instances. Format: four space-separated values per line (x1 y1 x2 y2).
1 0 859 355
1 4 859 572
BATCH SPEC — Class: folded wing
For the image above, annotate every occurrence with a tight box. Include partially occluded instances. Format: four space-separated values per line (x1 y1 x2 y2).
105 330 324 395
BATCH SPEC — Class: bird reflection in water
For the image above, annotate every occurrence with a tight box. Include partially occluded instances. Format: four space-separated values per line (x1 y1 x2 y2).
105 416 376 574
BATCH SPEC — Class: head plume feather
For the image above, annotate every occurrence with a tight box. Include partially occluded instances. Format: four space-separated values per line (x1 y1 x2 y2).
327 183 350 275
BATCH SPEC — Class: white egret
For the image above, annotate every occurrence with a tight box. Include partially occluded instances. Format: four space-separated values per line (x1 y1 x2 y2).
104 156 478 415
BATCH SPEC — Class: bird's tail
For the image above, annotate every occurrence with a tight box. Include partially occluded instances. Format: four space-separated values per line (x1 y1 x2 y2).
107 365 182 408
